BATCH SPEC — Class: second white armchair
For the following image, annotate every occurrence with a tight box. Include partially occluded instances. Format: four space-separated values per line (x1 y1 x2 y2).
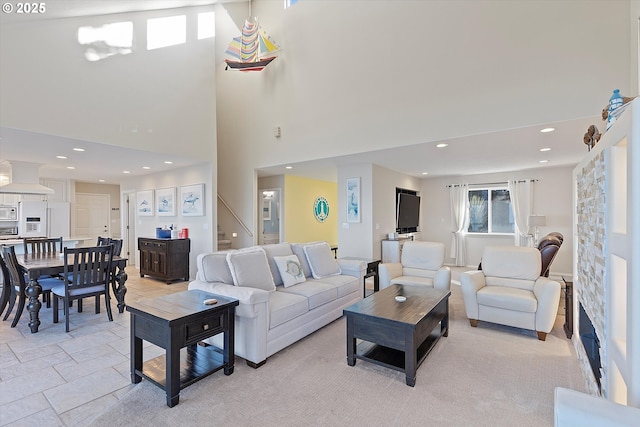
378 241 451 291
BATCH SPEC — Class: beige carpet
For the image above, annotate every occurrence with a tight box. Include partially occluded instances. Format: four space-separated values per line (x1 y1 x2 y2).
90 284 586 426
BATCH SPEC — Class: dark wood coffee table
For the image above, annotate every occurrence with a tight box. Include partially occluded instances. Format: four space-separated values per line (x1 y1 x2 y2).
127 290 238 407
344 284 450 386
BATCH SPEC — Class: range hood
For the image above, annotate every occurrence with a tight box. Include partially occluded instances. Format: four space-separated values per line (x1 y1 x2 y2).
0 161 54 195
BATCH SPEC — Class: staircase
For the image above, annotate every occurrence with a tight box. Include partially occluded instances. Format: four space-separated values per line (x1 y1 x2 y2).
218 227 232 251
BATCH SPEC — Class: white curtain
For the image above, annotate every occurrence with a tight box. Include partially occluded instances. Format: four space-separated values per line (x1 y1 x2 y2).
449 184 469 266
508 179 532 246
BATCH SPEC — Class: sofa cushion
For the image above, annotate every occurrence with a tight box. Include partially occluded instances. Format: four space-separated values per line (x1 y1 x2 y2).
269 291 309 329
262 243 294 286
390 276 435 287
477 286 537 313
273 254 306 288
226 247 276 292
401 241 445 271
291 241 322 278
303 242 341 279
198 252 233 284
306 275 359 298
279 281 338 309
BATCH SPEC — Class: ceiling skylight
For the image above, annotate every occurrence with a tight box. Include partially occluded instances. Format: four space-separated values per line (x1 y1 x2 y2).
147 15 186 50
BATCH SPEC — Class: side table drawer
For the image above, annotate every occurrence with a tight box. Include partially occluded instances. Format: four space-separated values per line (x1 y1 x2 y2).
185 313 224 344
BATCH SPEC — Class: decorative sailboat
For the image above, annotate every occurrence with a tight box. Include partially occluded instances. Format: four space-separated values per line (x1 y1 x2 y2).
225 19 280 72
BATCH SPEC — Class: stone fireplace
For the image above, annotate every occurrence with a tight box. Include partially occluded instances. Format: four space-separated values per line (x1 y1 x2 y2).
572 98 639 406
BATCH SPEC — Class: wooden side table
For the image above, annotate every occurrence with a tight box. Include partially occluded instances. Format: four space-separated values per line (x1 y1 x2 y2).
341 257 381 297
562 277 573 339
127 290 238 407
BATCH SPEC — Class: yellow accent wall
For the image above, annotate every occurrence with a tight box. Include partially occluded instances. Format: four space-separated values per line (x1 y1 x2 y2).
284 175 338 245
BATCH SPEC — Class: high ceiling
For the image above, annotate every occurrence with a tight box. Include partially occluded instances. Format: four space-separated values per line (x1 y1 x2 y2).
0 0 606 184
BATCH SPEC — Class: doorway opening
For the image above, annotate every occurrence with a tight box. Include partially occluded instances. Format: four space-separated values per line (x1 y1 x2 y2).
259 188 281 245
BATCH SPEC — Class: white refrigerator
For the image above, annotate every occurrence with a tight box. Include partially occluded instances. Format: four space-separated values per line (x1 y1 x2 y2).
19 201 71 238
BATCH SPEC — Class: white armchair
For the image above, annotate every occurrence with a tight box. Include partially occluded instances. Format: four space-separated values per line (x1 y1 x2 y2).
554 387 640 426
378 241 451 291
460 245 561 340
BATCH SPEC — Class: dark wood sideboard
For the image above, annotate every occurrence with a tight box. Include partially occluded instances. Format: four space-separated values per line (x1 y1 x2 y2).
139 237 190 284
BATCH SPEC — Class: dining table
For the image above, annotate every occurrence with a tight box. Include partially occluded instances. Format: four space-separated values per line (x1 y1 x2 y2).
16 252 128 333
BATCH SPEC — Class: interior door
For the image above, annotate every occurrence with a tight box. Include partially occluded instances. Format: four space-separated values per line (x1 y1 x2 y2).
75 193 110 242
259 189 280 245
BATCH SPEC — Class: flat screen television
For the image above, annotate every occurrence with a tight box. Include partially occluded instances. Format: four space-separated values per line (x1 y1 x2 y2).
396 192 420 232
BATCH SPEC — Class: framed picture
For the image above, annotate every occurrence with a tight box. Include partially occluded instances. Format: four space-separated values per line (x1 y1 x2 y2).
136 190 154 216
180 184 204 216
346 177 360 223
156 187 176 216
262 199 271 220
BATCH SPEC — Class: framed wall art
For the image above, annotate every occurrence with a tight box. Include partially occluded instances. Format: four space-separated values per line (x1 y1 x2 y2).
136 190 154 216
180 184 204 216
156 187 176 216
346 177 360 223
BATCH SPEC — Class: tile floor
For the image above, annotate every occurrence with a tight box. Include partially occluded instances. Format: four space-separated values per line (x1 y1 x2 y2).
0 267 188 426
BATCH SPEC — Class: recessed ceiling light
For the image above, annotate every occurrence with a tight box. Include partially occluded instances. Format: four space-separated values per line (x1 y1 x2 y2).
73 148 85 151
436 143 448 148
66 166 75 169
539 148 551 152
285 166 293 170
142 166 151 170
421 172 429 175
99 179 105 182
123 170 130 174
540 128 555 133
56 155 67 159
539 160 549 163
164 161 173 164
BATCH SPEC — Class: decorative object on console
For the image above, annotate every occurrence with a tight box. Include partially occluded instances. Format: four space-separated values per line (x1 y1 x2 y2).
180 184 204 216
156 187 176 216
136 190 154 216
346 177 361 223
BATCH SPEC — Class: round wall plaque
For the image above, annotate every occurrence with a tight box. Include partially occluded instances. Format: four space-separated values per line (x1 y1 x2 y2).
313 196 329 222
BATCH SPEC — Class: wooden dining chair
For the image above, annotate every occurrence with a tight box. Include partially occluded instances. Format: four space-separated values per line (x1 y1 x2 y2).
23 237 64 307
1 245 28 327
74 237 123 313
52 245 114 332
0 248 13 319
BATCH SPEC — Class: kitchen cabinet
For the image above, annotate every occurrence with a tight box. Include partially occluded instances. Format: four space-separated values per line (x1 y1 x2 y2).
139 237 190 284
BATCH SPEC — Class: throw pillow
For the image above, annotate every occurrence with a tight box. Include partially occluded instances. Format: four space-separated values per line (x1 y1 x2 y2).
226 247 276 292
291 241 323 278
303 242 341 279
199 251 234 284
273 255 306 288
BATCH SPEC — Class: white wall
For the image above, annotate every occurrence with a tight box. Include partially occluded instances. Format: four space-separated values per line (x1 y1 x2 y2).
120 162 214 280
421 165 574 276
337 163 373 258
216 0 631 251
0 5 217 160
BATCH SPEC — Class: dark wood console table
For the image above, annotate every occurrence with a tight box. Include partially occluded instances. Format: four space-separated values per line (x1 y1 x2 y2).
139 237 190 283
128 290 238 407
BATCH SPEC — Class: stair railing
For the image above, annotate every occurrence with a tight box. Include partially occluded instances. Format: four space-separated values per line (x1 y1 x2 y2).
217 193 253 238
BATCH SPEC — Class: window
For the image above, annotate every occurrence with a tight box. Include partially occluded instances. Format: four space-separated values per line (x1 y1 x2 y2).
77 21 133 62
468 187 514 234
147 15 186 50
197 12 215 40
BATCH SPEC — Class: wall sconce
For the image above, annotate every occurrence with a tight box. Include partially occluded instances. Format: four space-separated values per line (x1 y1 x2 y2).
528 215 546 242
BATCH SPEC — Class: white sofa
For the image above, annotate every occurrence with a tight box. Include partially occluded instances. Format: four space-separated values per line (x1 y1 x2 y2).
554 387 640 426
378 241 451 291
188 241 365 367
460 245 561 341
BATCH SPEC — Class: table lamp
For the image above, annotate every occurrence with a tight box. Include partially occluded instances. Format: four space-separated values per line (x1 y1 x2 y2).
528 215 546 242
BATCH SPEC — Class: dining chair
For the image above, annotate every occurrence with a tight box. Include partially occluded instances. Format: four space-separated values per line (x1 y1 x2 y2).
52 245 114 332
23 236 64 307
74 237 123 313
1 245 28 327
0 248 13 318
